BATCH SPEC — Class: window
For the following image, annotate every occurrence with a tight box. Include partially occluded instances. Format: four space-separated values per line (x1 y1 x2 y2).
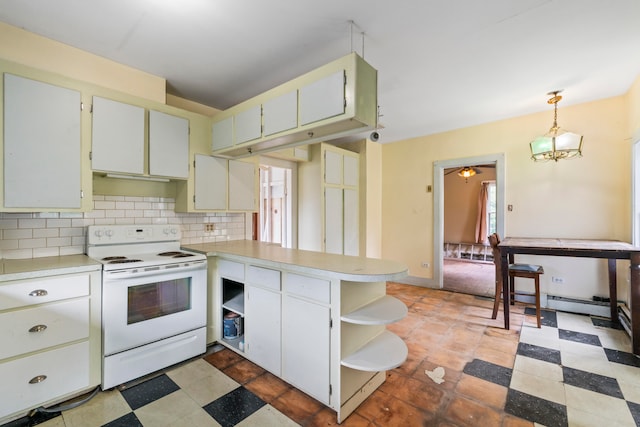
486 181 497 235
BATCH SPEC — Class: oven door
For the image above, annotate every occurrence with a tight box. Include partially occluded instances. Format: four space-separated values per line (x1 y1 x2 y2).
102 262 206 356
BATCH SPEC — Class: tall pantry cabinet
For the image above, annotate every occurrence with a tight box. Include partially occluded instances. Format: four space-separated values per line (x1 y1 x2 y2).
298 143 360 255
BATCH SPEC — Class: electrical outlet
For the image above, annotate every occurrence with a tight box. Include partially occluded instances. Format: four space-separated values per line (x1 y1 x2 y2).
205 224 215 232
421 262 430 268
552 276 564 284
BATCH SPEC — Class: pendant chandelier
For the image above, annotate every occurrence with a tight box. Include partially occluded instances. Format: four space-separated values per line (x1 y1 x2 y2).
529 90 583 162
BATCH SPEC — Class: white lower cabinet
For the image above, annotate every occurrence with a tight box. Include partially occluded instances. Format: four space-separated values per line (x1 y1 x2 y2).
282 293 331 404
245 285 281 375
0 268 101 423
213 256 407 423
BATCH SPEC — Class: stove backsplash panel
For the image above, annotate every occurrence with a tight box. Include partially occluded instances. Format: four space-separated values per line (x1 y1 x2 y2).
0 195 247 259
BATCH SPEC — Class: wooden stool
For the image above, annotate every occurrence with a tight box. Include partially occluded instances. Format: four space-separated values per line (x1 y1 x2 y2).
489 233 544 328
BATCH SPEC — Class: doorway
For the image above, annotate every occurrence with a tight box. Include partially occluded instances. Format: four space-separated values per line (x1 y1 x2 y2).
257 157 297 248
433 154 505 292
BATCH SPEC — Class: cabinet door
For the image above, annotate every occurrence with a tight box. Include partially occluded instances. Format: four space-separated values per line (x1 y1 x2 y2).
263 90 297 136
343 154 359 187
149 110 189 178
324 187 343 255
300 70 345 126
282 295 330 404
234 105 262 144
343 188 359 256
324 150 342 185
245 285 281 375
212 117 233 151
228 160 255 211
91 96 144 174
3 74 81 209
194 154 227 210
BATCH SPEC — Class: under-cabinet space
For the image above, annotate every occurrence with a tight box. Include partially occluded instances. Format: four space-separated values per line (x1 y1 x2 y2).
221 278 244 351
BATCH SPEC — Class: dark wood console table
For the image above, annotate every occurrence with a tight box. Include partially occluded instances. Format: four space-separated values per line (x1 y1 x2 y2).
498 237 640 354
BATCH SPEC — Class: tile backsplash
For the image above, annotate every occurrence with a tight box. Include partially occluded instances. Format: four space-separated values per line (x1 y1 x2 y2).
0 195 247 259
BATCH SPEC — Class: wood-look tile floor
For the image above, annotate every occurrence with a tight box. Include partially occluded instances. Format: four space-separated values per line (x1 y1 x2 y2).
5 283 637 426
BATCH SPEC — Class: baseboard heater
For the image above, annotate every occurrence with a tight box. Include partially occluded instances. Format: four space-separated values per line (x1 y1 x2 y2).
545 295 613 318
618 304 632 337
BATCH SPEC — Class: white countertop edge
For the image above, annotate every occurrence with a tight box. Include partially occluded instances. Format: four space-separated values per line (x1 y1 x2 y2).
0 255 102 283
182 241 408 282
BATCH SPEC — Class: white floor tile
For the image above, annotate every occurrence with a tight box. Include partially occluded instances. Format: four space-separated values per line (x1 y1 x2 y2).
559 339 607 360
560 350 610 377
519 325 561 350
557 312 598 334
513 355 563 382
567 405 637 427
564 384 635 426
236 405 300 427
510 369 566 405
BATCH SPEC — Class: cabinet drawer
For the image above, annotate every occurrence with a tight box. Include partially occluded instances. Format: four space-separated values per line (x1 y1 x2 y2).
0 299 89 360
0 341 90 419
247 266 281 291
0 274 90 311
217 259 245 282
285 273 330 304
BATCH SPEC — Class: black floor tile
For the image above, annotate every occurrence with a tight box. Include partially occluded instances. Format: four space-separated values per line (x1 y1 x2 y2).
628 401 640 426
562 366 623 398
592 317 624 330
1 411 61 427
605 348 640 368
120 374 180 410
559 329 602 347
203 386 266 427
505 388 567 427
463 359 512 387
525 308 558 327
102 412 143 427
517 342 562 365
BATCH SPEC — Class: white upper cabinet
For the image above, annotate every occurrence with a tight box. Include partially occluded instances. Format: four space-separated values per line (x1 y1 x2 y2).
324 149 343 185
211 53 377 158
212 117 233 151
228 160 256 211
91 96 145 175
3 74 82 209
194 154 227 210
263 90 297 136
149 110 189 179
234 106 262 144
299 70 345 126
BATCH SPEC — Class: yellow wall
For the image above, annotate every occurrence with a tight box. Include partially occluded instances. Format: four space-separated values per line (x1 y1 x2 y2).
382 95 631 300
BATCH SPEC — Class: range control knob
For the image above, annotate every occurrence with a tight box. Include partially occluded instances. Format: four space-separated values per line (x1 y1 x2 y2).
105 229 114 237
94 230 103 237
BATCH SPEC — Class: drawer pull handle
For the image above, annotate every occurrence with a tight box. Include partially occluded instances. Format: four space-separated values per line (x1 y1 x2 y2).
28 289 48 297
28 324 47 333
29 375 47 384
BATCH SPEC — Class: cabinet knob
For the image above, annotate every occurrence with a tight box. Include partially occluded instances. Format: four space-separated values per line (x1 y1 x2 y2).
29 375 47 384
28 289 48 297
28 324 48 333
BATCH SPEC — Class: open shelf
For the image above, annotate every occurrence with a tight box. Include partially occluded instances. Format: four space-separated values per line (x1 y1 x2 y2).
222 293 244 315
340 330 408 371
341 295 407 325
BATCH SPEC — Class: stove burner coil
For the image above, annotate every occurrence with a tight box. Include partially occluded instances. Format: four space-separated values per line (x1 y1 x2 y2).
158 251 183 256
108 259 143 264
172 253 195 258
102 256 127 261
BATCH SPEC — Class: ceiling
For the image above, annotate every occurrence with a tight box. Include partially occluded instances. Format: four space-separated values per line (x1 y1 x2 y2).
2 0 640 144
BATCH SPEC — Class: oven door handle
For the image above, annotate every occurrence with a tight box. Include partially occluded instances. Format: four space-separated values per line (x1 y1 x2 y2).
103 261 206 280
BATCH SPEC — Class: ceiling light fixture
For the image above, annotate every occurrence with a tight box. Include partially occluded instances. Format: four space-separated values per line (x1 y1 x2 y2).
530 90 583 162
458 166 476 183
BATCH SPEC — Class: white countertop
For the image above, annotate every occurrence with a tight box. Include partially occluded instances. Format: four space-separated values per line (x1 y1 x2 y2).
0 255 102 282
182 240 408 282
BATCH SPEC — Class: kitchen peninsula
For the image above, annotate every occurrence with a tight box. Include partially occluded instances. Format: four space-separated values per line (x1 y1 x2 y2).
182 240 408 423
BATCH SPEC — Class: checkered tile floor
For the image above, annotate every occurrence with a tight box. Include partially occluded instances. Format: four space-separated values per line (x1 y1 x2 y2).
464 308 640 427
2 349 299 427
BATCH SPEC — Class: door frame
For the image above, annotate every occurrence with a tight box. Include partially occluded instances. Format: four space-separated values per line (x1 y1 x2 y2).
433 153 505 288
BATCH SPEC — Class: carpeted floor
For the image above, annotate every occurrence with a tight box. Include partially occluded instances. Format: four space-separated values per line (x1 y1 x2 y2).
443 258 495 297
